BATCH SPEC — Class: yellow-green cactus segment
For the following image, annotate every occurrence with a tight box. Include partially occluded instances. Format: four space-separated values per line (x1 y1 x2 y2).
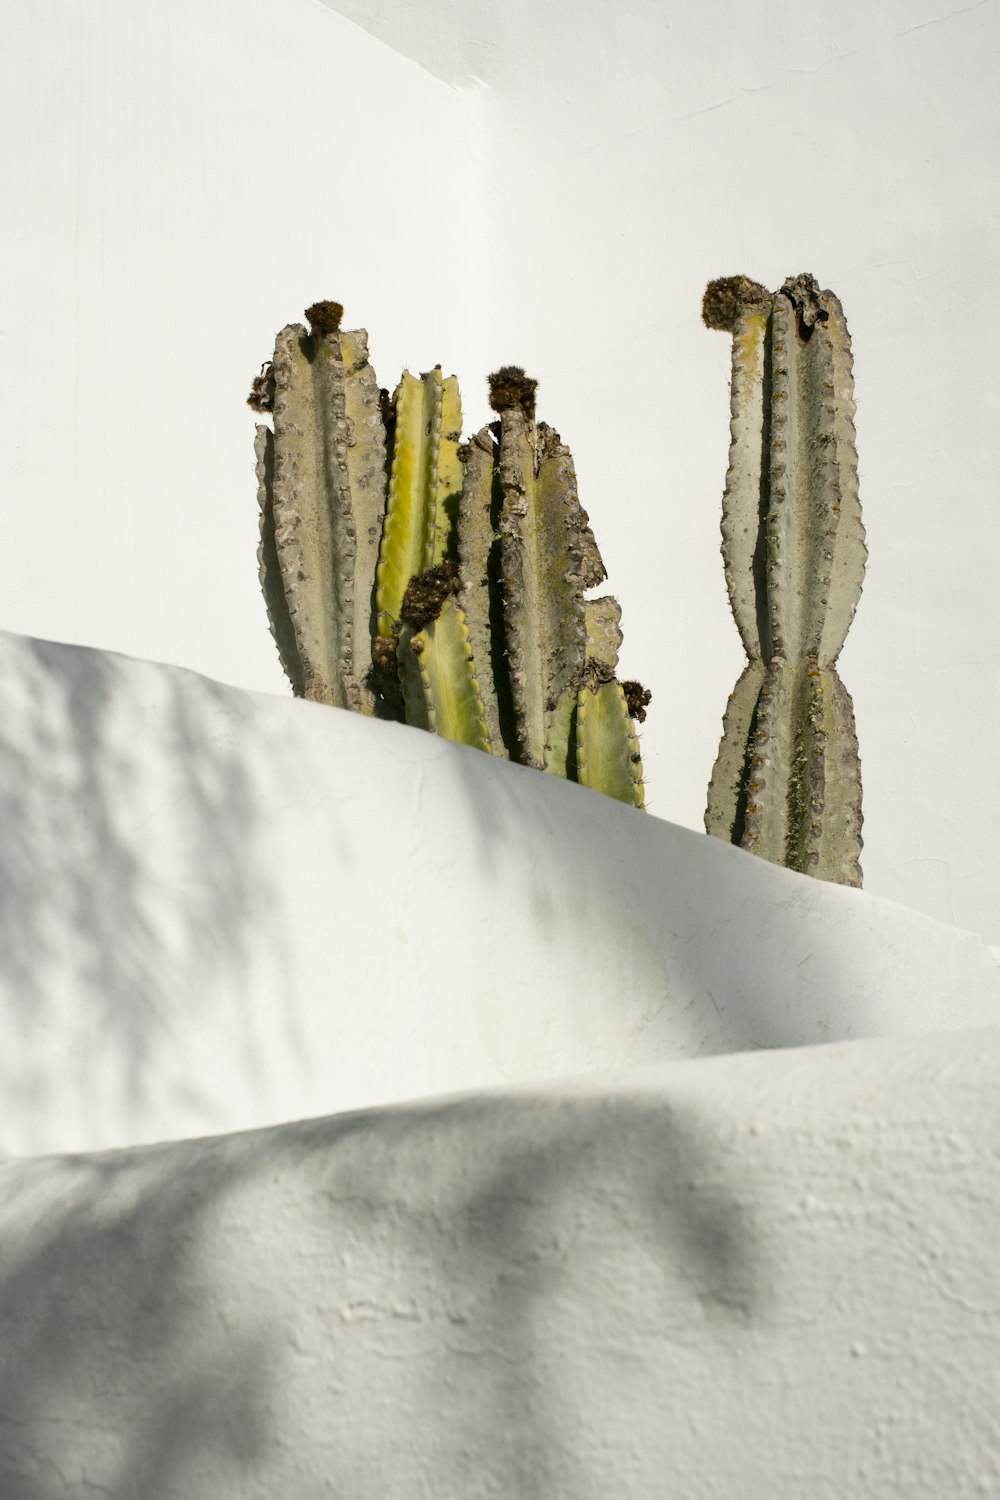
399 598 491 752
426 376 464 567
375 368 461 635
265 323 360 707
576 679 645 808
456 427 508 757
542 689 577 779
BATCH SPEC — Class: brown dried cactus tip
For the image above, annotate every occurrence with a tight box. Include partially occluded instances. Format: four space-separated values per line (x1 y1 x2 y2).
371 632 400 672
399 560 462 632
247 361 275 413
620 680 652 723
701 276 771 332
304 300 345 337
487 365 538 421
779 272 829 333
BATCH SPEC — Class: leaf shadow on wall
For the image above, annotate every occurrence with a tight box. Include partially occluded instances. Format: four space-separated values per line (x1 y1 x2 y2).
0 1146 275 1500
0 634 291 1150
0 1084 767 1497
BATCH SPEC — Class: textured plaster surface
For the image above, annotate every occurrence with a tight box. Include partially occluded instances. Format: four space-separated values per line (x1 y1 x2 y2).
3 0 1000 939
2 629 997 1157
2 1026 999 1498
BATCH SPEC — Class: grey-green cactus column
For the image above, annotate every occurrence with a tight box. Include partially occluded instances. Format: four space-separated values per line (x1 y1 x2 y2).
251 301 387 713
703 274 866 885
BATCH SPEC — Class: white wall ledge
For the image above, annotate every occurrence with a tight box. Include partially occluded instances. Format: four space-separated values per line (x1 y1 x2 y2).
2 629 997 1156
3 1025 998 1498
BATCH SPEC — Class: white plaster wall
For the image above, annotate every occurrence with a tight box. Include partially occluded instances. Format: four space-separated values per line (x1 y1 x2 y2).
3 630 997 1157
0 0 497 690
3 0 999 937
3 1026 999 1499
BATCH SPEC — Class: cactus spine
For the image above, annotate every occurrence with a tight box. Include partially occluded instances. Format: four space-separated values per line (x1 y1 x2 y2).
703 274 866 885
252 308 649 808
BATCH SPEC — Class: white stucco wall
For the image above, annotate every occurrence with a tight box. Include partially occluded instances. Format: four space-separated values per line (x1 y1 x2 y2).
2 0 999 933
0 0 497 685
3 1026 999 1499
3 629 997 1157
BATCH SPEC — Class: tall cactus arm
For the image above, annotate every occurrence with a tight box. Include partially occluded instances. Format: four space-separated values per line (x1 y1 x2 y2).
491 367 607 768
703 274 865 884
260 307 387 710
375 368 462 635
266 320 351 706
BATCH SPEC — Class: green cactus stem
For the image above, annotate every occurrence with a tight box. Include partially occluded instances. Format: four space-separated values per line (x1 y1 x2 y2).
573 596 646 808
375 368 463 636
703 273 866 885
576 676 645 808
374 370 493 750
396 562 492 751
252 302 386 712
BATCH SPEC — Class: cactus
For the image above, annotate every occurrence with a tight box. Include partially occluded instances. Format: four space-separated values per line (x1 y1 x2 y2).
703 273 866 885
252 307 649 808
251 302 386 713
